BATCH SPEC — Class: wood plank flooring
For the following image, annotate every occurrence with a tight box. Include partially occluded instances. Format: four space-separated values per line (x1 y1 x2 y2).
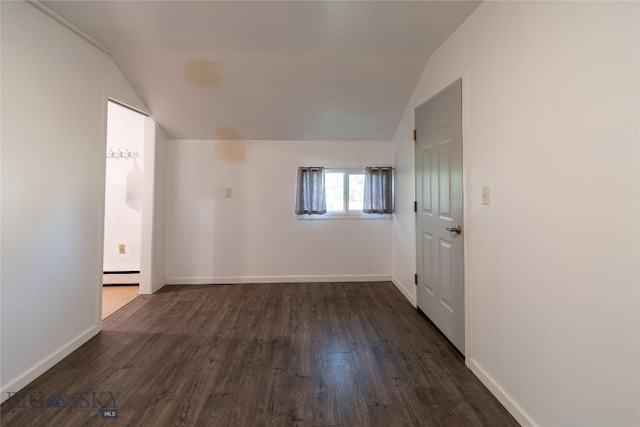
1 282 518 426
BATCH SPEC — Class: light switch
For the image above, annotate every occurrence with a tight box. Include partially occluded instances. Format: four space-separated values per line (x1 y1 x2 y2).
482 186 490 205
224 188 233 198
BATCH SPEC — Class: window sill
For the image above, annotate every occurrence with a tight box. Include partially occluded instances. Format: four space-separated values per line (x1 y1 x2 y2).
296 213 393 220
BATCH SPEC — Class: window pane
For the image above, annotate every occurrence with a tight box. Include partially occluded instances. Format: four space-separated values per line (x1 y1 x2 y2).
325 172 344 211
349 174 365 211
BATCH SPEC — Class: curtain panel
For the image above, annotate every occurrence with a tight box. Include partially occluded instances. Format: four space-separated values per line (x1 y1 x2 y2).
295 167 327 215
363 167 394 214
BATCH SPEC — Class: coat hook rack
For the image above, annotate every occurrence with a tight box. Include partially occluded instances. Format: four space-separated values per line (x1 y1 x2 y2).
107 147 139 158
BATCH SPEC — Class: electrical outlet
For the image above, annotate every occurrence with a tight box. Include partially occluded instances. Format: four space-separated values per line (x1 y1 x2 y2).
118 244 126 254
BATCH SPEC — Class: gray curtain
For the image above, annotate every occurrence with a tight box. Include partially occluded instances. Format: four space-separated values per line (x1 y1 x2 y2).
363 167 393 214
295 167 327 215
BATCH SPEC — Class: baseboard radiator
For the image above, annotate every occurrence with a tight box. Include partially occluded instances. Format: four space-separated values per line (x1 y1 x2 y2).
103 270 140 285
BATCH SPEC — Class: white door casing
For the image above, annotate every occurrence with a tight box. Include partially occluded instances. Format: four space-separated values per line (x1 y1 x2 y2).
415 79 465 355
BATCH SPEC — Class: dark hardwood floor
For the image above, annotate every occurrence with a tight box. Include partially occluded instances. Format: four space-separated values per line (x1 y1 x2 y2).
1 282 518 426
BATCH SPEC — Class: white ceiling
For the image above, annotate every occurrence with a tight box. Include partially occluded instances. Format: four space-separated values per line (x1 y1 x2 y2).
40 1 481 140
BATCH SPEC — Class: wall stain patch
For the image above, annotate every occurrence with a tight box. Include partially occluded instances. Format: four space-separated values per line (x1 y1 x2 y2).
215 127 250 164
185 60 221 88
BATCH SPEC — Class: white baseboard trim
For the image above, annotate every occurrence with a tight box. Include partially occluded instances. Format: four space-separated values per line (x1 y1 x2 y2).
102 272 139 285
165 274 392 285
391 276 416 307
152 277 166 293
468 357 538 427
0 324 100 404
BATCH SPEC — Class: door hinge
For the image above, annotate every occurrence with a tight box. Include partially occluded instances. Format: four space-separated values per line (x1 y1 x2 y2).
414 201 417 212
414 274 418 285
413 129 417 141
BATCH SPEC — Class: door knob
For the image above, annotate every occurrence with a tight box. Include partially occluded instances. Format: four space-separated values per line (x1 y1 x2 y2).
446 225 462 235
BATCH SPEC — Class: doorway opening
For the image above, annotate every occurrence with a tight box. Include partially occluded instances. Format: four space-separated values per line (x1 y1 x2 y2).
102 100 146 319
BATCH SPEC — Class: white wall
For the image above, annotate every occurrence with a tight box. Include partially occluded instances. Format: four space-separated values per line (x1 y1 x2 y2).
103 101 145 271
0 1 148 400
165 139 392 283
391 2 639 426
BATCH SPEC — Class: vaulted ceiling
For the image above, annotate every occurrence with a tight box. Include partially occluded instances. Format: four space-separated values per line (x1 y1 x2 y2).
39 1 481 141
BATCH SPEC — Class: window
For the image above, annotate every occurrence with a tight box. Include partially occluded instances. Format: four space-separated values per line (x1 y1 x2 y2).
325 169 365 213
295 166 393 219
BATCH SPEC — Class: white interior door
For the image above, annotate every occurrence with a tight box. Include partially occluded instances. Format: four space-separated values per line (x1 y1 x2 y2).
415 79 464 355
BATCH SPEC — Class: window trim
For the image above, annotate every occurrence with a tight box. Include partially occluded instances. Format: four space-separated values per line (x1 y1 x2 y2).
296 212 392 220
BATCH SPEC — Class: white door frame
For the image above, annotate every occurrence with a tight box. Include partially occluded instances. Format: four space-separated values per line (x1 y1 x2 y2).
97 98 156 328
460 72 471 364
139 115 157 295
